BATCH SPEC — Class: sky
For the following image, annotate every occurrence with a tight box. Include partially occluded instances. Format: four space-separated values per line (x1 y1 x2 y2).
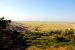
0 0 75 22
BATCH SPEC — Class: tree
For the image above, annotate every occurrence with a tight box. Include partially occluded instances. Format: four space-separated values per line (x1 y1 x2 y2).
0 17 28 50
0 17 11 29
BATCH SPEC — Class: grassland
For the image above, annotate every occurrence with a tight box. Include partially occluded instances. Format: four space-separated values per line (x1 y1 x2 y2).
17 21 75 32
1 18 75 50
16 21 75 50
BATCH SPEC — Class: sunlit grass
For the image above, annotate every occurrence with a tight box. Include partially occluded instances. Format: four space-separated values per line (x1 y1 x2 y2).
17 22 73 32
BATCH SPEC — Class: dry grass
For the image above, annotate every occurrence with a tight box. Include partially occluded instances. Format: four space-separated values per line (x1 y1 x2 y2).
46 46 67 50
26 46 42 50
17 22 75 32
17 22 75 50
26 46 67 50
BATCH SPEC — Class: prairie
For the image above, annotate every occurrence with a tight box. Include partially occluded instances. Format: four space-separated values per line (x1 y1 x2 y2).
16 22 75 50
17 22 75 32
1 19 75 50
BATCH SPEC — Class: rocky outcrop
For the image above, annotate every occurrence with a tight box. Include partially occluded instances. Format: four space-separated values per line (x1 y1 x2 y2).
6 22 31 32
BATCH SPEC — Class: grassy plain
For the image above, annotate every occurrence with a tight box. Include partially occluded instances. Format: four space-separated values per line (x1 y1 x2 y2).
16 21 75 50
17 21 75 32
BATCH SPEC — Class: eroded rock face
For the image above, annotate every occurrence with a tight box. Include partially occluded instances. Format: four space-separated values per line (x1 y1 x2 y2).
6 22 31 32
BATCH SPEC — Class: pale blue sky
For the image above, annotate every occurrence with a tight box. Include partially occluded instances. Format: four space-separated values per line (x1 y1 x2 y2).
0 0 75 22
